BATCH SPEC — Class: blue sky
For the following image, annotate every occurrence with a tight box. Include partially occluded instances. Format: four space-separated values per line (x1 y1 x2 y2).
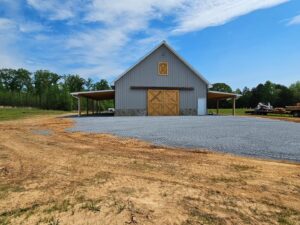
0 0 299 89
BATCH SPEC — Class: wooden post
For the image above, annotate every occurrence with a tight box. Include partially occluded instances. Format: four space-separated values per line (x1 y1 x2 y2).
92 100 94 115
86 98 89 115
216 100 219 115
78 97 81 117
232 97 236 116
96 101 99 114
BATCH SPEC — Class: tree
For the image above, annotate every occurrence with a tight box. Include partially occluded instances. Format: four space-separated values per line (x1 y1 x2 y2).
210 83 232 93
63 75 86 92
33 70 61 108
235 88 242 94
290 81 300 103
93 79 111 90
208 83 233 108
273 84 294 107
0 69 16 91
236 87 251 108
14 69 32 92
85 78 94 91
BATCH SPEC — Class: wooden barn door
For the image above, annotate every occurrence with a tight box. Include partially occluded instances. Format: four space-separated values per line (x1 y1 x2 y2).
147 89 179 116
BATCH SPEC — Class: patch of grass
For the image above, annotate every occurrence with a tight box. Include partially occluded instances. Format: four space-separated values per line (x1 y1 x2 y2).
119 187 135 195
278 216 293 225
184 207 226 225
210 176 245 184
111 199 126 214
37 216 60 225
181 197 226 225
277 209 299 225
0 108 66 121
116 203 126 214
93 171 111 184
260 199 300 225
0 216 10 225
0 183 25 199
208 108 247 116
48 217 60 225
230 164 256 172
0 203 39 222
208 108 294 118
44 200 71 214
129 161 156 171
81 200 101 212
75 194 86 203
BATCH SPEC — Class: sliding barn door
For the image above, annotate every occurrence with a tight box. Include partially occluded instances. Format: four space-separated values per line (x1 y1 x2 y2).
147 89 179 116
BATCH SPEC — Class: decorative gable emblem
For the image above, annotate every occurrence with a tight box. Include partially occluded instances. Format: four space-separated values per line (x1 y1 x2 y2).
158 62 168 76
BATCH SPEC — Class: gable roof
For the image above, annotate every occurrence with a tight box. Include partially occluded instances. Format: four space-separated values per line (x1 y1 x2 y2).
113 41 210 85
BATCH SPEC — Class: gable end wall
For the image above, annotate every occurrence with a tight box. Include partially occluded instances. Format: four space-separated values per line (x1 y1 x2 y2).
115 45 207 116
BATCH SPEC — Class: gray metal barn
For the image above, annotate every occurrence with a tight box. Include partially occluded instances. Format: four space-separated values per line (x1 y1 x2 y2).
71 41 239 116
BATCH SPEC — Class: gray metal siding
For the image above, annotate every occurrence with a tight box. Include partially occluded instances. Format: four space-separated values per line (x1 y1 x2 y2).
115 45 207 113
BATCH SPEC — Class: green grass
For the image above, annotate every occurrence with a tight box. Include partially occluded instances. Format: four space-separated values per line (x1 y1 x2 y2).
208 108 247 116
0 108 67 121
208 108 293 118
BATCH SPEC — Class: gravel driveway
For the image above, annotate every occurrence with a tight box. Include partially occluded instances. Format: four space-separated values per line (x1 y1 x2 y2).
68 116 300 162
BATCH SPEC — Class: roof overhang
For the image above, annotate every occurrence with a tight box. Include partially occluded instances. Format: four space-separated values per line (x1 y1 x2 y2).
71 90 115 100
208 91 241 100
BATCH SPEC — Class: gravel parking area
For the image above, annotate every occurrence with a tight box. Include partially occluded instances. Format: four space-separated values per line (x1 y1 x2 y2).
69 116 300 162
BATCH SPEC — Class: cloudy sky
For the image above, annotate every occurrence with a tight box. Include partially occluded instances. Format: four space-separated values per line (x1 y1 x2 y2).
0 0 299 89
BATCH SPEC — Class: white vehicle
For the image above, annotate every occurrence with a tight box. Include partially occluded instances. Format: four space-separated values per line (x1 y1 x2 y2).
108 108 115 113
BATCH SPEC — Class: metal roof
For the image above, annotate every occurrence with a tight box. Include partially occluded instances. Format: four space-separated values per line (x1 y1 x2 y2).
71 90 115 100
113 40 210 85
208 91 241 100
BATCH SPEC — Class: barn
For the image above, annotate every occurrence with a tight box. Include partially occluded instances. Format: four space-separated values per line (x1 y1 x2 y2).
71 41 239 116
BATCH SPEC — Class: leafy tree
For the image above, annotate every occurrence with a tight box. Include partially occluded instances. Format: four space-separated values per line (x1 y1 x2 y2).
33 70 61 108
0 69 16 91
63 75 86 92
236 87 251 108
14 69 32 92
290 81 300 103
235 88 242 94
85 78 94 91
93 79 111 90
273 84 294 107
210 83 232 93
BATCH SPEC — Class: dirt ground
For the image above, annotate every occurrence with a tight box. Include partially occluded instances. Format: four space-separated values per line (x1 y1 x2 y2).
0 116 300 225
246 115 300 123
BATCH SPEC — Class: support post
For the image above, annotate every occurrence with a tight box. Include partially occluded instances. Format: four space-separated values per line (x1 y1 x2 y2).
216 100 219 115
92 100 95 115
96 101 99 114
232 97 236 116
86 98 89 115
78 97 81 117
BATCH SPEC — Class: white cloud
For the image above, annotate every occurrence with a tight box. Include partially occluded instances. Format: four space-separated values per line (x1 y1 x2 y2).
0 18 16 30
0 20 25 69
19 21 45 33
26 0 80 20
173 0 289 34
287 14 300 26
0 0 290 78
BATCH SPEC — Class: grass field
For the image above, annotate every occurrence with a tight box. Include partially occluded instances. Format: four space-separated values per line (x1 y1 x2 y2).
208 108 247 115
208 109 293 118
0 108 67 121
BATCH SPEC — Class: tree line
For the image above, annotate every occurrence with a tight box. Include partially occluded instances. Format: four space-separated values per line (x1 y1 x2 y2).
0 68 113 111
209 81 300 108
0 68 299 111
